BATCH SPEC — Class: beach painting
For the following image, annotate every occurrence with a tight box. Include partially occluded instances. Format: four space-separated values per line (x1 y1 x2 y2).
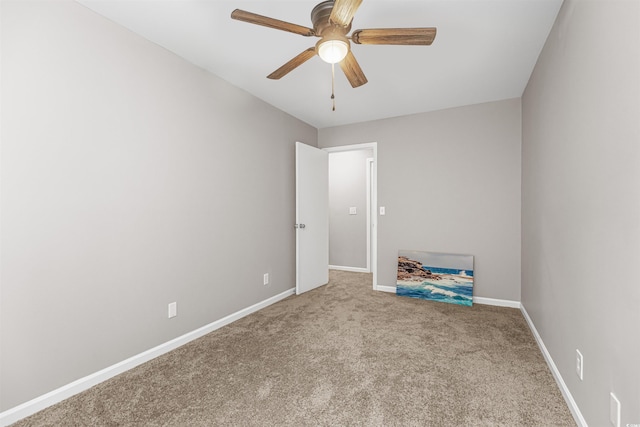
396 250 474 307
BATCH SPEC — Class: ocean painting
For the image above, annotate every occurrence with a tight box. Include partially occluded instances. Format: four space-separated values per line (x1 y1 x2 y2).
396 250 474 307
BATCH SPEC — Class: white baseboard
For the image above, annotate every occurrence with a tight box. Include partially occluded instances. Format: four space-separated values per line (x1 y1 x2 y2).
329 265 370 273
520 305 587 427
376 285 397 293
473 296 521 308
0 288 296 427
376 286 521 309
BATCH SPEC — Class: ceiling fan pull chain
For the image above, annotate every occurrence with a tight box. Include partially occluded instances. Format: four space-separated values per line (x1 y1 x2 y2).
331 63 336 111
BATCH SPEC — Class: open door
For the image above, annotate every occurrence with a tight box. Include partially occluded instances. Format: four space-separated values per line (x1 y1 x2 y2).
295 142 329 295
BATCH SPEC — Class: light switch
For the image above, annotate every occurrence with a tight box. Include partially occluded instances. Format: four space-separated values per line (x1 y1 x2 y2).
349 207 357 215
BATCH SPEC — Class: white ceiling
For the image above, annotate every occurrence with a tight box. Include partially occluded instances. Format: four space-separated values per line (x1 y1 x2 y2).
76 0 563 129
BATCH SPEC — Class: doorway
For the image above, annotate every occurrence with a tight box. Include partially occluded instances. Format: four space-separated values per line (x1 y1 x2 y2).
324 143 377 290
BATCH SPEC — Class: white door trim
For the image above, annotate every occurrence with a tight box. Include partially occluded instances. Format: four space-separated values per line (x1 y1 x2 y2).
366 157 374 273
323 143 378 291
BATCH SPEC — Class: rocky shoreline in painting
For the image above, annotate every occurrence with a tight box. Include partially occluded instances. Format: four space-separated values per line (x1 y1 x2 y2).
397 256 442 281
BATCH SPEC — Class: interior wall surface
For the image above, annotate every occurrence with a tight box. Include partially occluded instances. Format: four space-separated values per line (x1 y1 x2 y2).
319 99 522 302
328 149 373 269
0 0 317 410
521 0 640 425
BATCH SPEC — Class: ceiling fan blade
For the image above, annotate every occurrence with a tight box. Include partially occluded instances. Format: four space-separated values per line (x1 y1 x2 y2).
267 48 317 80
340 51 368 88
329 0 363 28
231 9 315 37
352 28 437 45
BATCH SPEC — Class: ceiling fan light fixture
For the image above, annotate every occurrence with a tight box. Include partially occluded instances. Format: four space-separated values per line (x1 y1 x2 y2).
317 39 349 64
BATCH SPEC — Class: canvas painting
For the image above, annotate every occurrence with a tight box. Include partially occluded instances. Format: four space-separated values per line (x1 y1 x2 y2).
396 250 474 306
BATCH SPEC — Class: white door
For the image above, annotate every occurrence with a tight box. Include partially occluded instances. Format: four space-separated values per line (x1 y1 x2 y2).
295 142 329 295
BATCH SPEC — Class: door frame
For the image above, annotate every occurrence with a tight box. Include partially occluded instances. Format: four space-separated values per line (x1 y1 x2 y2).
366 157 374 273
323 143 378 291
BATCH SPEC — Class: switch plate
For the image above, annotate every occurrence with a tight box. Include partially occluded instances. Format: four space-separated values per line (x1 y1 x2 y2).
379 206 385 215
349 207 357 215
263 273 269 285
168 302 177 318
576 349 583 380
610 392 620 427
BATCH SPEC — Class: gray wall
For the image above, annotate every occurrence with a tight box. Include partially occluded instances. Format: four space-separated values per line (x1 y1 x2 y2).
319 99 522 302
521 0 640 425
0 1 316 410
328 150 373 269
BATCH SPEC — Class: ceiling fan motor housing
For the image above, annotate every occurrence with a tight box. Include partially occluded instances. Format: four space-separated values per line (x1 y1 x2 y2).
311 1 352 36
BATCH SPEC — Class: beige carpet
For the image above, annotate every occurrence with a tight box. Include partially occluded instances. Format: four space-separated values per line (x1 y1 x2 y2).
13 270 575 426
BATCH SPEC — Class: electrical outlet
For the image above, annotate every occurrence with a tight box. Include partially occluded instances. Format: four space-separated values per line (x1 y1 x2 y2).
263 273 269 286
610 392 620 427
168 302 177 318
575 349 583 380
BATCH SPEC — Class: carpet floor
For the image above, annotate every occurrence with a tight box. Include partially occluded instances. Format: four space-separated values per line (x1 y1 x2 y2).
12 270 575 426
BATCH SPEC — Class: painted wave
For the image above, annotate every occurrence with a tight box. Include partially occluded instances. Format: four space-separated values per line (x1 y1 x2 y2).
396 280 473 307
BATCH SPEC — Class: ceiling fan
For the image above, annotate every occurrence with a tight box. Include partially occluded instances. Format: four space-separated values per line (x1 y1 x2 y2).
230 0 437 89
